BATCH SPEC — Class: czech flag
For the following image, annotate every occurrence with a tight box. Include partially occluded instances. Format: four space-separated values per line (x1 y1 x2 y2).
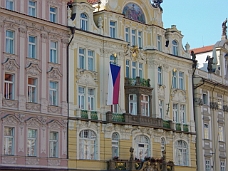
107 63 121 105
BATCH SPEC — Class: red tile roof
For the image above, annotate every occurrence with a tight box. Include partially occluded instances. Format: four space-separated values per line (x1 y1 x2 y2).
191 45 214 54
87 0 99 4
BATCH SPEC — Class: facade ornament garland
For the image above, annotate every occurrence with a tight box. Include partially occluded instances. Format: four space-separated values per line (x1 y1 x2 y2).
2 58 20 72
210 102 218 110
47 67 62 80
26 63 42 76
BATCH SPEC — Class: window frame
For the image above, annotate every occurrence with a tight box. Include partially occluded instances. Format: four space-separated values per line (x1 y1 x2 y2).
129 94 137 115
172 40 178 56
172 71 177 89
179 71 184 90
175 140 189 166
157 35 162 51
220 160 225 171
173 103 179 122
49 81 58 106
112 132 119 158
28 36 36 58
205 159 211 171
159 99 164 119
141 94 149 116
161 137 166 156
78 86 85 110
134 135 150 160
28 0 36 17
125 27 130 43
50 41 58 63
138 31 142 48
203 93 208 105
80 13 88 31
28 77 37 103
219 126 224 141
50 6 57 23
88 88 95 111
180 104 186 123
27 129 37 156
110 21 116 38
204 123 209 139
131 29 136 46
158 66 162 85
88 50 94 71
6 30 14 54
4 126 15 155
6 0 14 10
4 73 15 100
126 60 130 78
49 131 58 158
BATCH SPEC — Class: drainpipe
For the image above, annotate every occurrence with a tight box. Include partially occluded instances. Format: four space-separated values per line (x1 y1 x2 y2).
67 26 75 159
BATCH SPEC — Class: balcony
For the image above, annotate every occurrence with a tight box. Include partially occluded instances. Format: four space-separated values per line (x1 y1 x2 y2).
174 123 190 132
125 77 151 87
163 120 173 129
74 109 100 121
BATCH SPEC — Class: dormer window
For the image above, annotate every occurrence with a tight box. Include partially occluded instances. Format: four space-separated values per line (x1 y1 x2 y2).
172 40 178 56
80 13 88 31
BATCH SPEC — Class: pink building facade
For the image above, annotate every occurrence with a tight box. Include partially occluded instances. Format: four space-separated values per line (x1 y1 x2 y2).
0 0 69 169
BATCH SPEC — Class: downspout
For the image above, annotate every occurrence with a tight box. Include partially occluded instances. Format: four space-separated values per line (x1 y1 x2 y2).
67 26 75 159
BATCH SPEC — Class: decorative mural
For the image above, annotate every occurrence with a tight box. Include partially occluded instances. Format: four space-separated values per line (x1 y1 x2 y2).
122 3 145 24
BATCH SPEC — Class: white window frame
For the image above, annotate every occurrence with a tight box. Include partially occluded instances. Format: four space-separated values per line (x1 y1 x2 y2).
49 81 58 106
78 86 85 110
80 13 88 31
218 98 223 110
180 104 186 123
88 88 95 111
6 30 14 54
112 132 119 157
141 94 149 116
6 0 14 10
179 72 184 90
27 129 37 156
28 77 37 103
139 63 143 78
4 127 14 155
204 124 209 139
28 1 36 17
134 135 150 160
175 140 188 166
172 40 178 56
50 7 57 23
219 126 224 141
50 41 57 63
220 160 225 171
205 159 211 171
161 137 166 156
138 31 142 48
112 104 119 113
110 21 116 38
132 61 137 78
172 71 177 89
49 131 58 158
158 66 162 85
159 100 164 119
129 94 137 115
131 29 136 46
157 35 162 51
126 60 130 78
125 27 130 43
79 48 85 69
28 36 36 58
88 50 94 71
203 93 208 105
4 73 14 100
173 103 179 122
79 130 97 160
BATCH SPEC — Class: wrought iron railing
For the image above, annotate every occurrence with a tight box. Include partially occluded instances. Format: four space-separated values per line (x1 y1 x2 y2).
176 123 181 131
183 124 189 132
125 77 150 87
91 111 98 120
163 120 171 129
81 110 88 119
112 113 125 122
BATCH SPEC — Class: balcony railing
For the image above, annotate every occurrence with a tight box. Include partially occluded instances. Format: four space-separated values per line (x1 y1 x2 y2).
183 124 189 132
81 110 88 119
125 77 151 87
76 109 100 120
163 120 172 129
91 111 98 120
112 113 125 122
176 123 181 131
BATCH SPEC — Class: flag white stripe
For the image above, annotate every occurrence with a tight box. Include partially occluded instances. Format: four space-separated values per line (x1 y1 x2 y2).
107 67 114 105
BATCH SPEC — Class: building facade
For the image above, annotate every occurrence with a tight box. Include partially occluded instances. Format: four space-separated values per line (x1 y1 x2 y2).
0 0 69 169
68 0 196 170
193 29 228 170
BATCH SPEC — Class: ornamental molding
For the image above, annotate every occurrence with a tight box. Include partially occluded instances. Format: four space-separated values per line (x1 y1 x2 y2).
48 158 60 166
194 98 203 106
48 120 63 130
2 156 16 164
37 116 48 125
2 99 18 108
2 58 19 72
2 114 20 125
26 102 41 111
157 85 166 99
77 120 100 133
26 63 42 76
210 102 218 110
15 113 26 124
47 67 62 80
48 105 61 114
26 157 39 165
171 89 186 103
76 69 98 87
26 117 43 128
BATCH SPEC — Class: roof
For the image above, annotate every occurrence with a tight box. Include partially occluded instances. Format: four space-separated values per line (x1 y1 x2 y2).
191 45 214 54
87 0 99 4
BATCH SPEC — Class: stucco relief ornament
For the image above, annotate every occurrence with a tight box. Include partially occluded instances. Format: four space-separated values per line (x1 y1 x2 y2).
194 98 203 106
48 67 62 80
15 113 25 124
2 58 19 72
26 63 42 76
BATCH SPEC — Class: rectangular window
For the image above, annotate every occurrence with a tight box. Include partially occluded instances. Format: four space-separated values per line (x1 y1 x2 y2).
28 78 37 103
173 104 178 122
27 129 37 156
203 93 208 105
125 27 129 42
50 7 57 23
138 31 142 48
6 30 14 54
172 71 177 88
49 81 58 106
112 104 118 113
28 36 36 58
4 127 14 155
139 63 143 78
129 94 137 115
219 126 224 141
132 30 136 46
132 61 136 78
110 54 117 65
158 67 162 85
110 21 116 38
88 88 95 111
220 161 225 171
179 72 184 90
78 87 85 109
28 1 36 17
79 48 85 69
49 132 58 157
180 104 185 123
205 160 211 171
218 98 223 110
4 73 14 100
159 100 163 118
88 50 94 71
204 124 209 139
126 60 130 78
50 41 57 63
157 35 162 51
6 0 14 10
141 95 149 116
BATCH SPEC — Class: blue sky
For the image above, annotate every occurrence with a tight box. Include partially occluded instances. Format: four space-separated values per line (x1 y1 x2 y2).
162 0 228 49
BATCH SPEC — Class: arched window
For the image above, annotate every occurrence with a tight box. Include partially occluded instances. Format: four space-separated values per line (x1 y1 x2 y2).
112 132 119 157
161 137 166 156
175 140 188 166
134 135 150 160
204 124 209 139
79 130 97 160
80 13 88 31
172 40 178 56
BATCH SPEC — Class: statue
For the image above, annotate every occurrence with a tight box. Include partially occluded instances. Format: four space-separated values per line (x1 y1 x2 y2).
98 16 103 29
130 147 134 161
205 55 214 73
222 18 227 37
191 51 196 61
151 0 163 11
